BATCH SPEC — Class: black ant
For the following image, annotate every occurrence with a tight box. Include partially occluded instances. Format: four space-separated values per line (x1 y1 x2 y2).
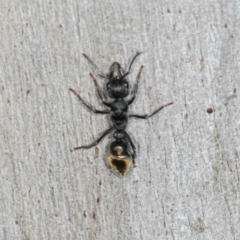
70 52 173 175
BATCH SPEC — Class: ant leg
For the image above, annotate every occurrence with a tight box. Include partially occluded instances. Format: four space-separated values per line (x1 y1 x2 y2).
129 102 173 119
124 131 136 165
69 88 110 114
71 127 113 151
128 65 144 105
89 73 111 107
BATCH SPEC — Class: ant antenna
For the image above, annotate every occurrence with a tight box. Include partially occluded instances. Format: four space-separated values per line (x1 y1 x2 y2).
82 53 108 79
120 52 142 80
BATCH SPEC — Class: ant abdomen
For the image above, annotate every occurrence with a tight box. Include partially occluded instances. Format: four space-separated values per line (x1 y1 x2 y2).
108 141 132 175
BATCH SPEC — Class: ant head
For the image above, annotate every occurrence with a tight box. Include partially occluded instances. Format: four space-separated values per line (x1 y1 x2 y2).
106 62 129 98
106 78 129 98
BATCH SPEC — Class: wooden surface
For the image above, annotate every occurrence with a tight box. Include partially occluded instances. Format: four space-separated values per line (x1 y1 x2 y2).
0 0 240 239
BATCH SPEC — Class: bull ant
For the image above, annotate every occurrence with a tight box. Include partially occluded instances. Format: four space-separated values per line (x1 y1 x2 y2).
70 52 173 175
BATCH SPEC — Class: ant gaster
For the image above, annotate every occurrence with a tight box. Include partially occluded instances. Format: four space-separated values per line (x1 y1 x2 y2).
70 52 173 175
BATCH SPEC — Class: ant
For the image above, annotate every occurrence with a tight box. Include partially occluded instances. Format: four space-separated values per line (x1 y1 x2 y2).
70 52 173 175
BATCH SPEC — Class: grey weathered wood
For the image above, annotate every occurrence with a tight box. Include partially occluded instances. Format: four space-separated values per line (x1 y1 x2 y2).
0 0 240 239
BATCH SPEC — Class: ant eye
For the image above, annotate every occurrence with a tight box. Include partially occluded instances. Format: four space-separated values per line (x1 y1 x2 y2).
107 83 111 89
124 83 128 88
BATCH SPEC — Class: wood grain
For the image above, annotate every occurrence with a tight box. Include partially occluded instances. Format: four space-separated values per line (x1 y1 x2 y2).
0 0 239 239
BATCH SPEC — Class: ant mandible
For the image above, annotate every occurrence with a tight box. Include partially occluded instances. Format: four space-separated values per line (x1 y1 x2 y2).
70 52 173 175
